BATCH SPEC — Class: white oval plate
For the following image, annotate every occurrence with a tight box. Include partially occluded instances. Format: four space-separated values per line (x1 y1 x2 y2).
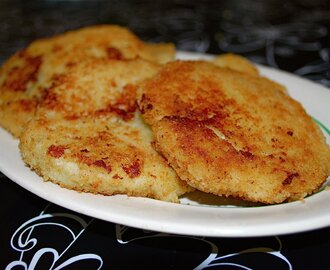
0 51 329 237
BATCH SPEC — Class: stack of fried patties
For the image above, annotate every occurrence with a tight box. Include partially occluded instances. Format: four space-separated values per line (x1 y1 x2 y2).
0 25 191 202
0 25 329 204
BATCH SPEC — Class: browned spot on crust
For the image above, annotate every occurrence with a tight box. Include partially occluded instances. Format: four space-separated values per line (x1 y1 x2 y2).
239 150 255 159
90 180 101 189
19 99 36 112
122 160 141 178
94 106 136 121
110 80 117 87
52 44 63 53
65 61 77 68
95 84 137 120
106 47 123 60
65 115 80 120
17 49 27 58
282 172 299 185
164 115 217 141
75 153 112 173
93 159 112 173
112 174 123 179
48 145 67 158
287 130 293 136
139 93 154 114
3 55 42 92
43 92 62 110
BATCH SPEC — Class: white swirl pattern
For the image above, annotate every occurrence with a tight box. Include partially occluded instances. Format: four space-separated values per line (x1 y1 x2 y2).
116 224 293 269
5 204 103 270
5 204 294 269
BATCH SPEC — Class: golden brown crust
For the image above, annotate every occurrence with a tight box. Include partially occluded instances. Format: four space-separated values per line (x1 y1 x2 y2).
0 25 175 137
212 53 259 76
137 60 330 204
19 59 192 202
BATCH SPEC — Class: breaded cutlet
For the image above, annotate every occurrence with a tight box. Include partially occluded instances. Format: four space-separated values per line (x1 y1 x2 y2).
19 58 192 202
137 60 330 204
0 25 175 137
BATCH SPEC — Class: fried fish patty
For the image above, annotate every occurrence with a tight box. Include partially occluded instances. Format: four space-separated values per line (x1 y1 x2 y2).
19 59 192 202
137 60 330 204
0 25 175 137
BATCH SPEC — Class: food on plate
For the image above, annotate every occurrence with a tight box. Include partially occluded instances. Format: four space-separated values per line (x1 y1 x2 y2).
137 60 330 204
1 23 329 205
0 25 175 137
19 58 192 202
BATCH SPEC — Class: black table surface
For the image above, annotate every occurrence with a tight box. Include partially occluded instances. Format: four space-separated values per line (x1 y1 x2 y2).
1 1 330 269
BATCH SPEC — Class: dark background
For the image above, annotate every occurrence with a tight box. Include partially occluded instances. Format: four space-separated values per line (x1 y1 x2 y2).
0 0 330 86
0 0 330 269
